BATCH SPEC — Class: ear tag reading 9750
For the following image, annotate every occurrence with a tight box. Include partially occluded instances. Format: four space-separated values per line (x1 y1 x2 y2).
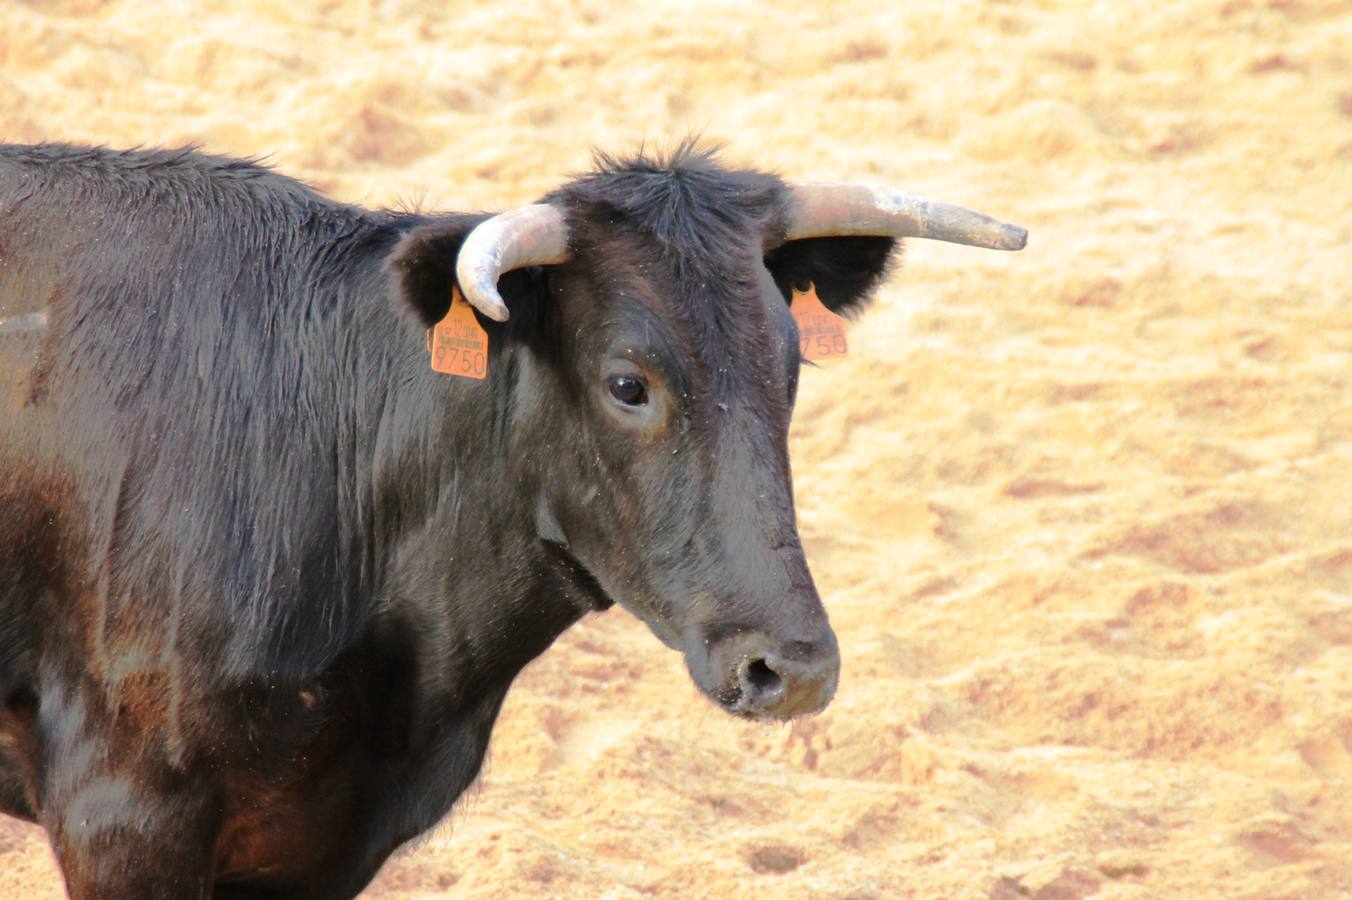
791 282 848 361
428 286 489 379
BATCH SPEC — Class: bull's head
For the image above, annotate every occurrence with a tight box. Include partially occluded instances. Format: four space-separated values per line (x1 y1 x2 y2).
390 147 1024 721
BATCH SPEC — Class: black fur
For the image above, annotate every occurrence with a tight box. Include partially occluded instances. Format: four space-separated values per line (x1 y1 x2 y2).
0 141 898 899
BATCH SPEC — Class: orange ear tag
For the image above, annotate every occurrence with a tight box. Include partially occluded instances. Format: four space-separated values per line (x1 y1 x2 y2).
791 283 848 361
427 286 489 379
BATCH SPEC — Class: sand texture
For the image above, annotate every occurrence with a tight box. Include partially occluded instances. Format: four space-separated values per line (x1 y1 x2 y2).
2 0 1351 896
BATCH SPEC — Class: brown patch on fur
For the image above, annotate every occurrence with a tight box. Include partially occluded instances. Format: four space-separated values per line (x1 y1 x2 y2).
0 689 42 818
103 665 173 732
213 769 323 882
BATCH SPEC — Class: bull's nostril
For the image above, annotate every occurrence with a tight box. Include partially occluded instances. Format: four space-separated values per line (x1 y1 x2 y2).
741 657 783 703
702 630 839 719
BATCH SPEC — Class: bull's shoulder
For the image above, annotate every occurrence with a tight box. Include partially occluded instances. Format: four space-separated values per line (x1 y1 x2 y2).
0 145 409 683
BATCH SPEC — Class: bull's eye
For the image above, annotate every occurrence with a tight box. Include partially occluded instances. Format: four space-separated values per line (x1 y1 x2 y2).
607 375 648 407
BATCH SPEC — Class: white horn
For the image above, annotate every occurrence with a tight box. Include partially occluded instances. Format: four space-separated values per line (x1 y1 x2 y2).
786 182 1027 251
455 204 570 322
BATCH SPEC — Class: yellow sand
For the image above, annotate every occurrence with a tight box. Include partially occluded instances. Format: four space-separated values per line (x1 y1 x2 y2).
2 1 1349 896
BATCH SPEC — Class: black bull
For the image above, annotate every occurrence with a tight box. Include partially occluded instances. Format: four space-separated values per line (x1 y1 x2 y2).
0 143 1023 898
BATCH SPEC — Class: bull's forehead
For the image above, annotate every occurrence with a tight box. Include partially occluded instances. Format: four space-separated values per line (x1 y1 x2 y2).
622 242 797 424
548 145 797 413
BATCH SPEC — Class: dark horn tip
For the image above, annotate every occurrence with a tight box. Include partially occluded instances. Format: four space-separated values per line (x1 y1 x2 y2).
1001 224 1029 251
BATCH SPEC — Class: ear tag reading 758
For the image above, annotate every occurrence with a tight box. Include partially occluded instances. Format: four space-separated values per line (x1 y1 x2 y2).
428 286 489 379
791 282 848 361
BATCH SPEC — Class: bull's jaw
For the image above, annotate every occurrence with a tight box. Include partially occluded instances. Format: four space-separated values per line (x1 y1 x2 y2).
534 495 615 614
539 538 616 614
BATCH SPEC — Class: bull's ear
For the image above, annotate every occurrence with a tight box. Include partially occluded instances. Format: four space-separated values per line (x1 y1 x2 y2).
762 236 899 318
385 215 488 327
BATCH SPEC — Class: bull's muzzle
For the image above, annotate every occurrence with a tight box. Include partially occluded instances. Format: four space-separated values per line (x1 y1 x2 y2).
691 627 840 720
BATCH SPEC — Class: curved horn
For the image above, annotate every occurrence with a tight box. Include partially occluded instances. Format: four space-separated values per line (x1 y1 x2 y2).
785 182 1027 251
455 204 570 321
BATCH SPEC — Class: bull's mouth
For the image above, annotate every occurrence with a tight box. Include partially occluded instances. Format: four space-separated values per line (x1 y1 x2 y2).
540 539 615 613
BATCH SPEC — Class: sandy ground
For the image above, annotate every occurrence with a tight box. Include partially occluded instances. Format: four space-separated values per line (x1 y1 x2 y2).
3 0 1351 896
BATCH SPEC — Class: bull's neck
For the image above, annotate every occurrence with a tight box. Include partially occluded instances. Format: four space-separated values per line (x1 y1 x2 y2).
354 300 586 695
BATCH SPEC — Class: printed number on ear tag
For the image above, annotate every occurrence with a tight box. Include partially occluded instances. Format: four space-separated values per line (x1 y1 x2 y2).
791 283 848 361
428 286 489 379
